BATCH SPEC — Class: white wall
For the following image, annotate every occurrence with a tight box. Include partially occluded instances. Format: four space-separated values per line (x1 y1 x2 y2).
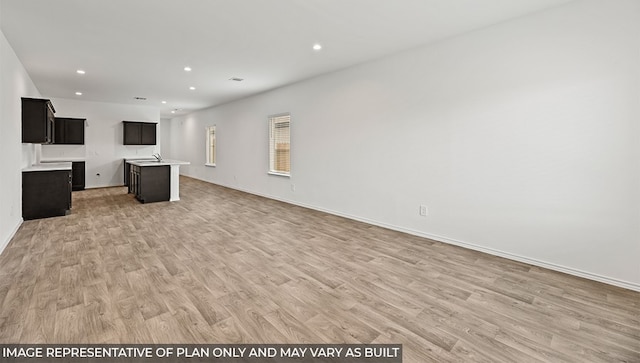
41 98 160 188
167 0 640 290
0 28 42 252
160 118 172 159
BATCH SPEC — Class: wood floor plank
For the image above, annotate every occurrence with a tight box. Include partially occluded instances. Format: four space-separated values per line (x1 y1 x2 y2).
305 313 361 344
158 289 212 343
244 271 318 324
0 176 637 363
370 321 460 363
350 302 458 353
83 281 121 343
218 292 288 343
53 304 88 343
20 289 57 343
173 272 231 326
125 269 169 321
207 317 248 343
56 264 83 311
263 308 325 344
113 296 154 343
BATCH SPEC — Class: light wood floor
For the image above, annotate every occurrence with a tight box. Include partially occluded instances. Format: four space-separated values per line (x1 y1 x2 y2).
0 176 638 362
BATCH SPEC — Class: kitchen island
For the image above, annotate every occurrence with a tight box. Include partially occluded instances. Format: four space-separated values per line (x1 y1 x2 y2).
125 159 189 203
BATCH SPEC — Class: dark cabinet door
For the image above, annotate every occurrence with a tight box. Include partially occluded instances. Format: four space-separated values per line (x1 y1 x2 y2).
141 123 157 145
123 121 156 145
71 161 85 191
124 161 131 188
65 118 85 144
123 122 142 145
136 166 170 203
54 117 85 144
22 98 55 144
131 165 140 196
22 170 72 220
54 117 65 144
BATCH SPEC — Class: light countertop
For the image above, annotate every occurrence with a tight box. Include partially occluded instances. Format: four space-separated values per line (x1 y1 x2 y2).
40 158 86 162
23 162 72 172
127 159 190 167
124 157 157 161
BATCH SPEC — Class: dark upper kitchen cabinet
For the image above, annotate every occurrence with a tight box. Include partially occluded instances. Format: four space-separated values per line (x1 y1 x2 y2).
123 121 141 145
141 123 157 145
123 121 156 145
54 117 85 144
22 97 55 144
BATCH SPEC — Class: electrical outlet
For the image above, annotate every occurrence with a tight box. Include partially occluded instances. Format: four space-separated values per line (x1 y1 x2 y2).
291 184 296 192
419 205 428 216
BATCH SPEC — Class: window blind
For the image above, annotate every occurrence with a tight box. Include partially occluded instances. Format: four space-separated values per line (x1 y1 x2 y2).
206 125 216 165
269 114 290 175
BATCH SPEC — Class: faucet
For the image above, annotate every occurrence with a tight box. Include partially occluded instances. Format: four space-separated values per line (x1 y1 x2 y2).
153 153 163 162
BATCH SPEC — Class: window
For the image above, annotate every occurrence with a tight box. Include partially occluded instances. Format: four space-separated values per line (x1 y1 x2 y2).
205 125 216 166
269 114 290 176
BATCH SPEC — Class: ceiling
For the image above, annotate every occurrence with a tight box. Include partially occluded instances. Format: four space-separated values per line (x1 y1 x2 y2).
1 0 573 118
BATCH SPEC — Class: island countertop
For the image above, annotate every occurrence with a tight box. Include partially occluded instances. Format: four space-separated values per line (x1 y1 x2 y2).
127 159 190 167
124 157 156 161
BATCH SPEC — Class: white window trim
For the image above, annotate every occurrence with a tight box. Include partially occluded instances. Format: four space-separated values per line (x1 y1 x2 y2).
205 125 216 167
268 171 291 178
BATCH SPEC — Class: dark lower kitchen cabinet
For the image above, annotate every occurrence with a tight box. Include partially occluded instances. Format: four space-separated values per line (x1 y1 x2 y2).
124 161 132 188
129 165 170 203
71 161 85 191
123 160 147 188
54 117 85 144
22 170 72 220
22 97 55 144
123 121 157 145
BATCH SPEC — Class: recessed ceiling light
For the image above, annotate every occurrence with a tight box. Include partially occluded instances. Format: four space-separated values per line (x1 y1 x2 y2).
313 43 322 51
171 110 176 114
184 66 192 72
161 101 167 104
76 69 85 75
189 86 196 90
75 92 82 96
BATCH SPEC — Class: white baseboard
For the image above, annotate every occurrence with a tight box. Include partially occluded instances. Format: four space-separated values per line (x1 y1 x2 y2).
0 218 23 256
184 175 640 292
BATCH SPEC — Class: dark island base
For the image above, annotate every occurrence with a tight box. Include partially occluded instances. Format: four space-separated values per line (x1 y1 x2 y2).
129 164 170 203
